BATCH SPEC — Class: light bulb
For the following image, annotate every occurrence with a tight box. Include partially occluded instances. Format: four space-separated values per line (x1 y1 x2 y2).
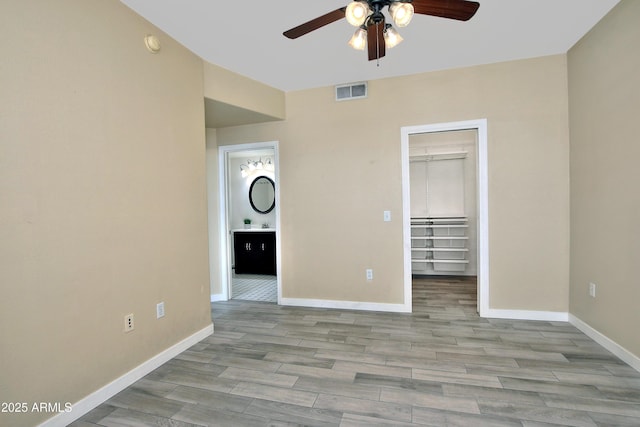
265 158 274 171
345 1 370 27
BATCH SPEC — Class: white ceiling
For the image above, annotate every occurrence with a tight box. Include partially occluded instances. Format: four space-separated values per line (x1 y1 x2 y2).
121 0 619 93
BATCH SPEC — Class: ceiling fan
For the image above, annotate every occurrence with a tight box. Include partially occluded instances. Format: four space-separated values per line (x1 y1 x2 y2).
283 0 480 61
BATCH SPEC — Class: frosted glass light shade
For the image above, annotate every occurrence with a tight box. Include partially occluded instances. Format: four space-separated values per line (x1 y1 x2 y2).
389 2 414 27
349 28 367 50
384 26 403 48
345 1 370 27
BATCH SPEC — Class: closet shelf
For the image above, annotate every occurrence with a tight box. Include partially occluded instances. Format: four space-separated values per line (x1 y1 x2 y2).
411 224 469 229
411 236 469 240
411 216 469 273
411 216 467 222
411 247 469 252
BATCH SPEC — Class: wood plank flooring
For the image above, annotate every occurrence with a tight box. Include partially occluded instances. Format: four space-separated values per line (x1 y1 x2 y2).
72 276 640 426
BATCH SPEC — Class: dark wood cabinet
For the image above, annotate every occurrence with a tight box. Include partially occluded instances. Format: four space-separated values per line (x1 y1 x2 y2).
233 231 276 275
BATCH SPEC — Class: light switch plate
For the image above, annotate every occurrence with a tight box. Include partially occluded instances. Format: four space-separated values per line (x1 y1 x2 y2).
156 302 165 318
383 211 391 222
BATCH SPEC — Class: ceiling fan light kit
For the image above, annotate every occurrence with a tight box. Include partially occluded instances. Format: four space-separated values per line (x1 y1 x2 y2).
283 0 480 62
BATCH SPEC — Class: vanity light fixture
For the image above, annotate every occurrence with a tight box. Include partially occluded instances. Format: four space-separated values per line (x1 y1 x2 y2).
240 157 272 177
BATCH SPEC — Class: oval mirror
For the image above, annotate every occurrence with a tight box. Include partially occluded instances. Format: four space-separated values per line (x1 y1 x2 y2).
249 176 275 214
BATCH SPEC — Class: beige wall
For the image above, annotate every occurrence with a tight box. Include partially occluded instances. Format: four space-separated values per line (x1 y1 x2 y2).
217 55 570 311
568 0 640 358
0 2 212 426
204 62 286 120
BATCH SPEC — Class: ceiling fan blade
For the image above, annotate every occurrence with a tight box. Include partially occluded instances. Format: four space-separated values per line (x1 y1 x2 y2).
367 21 386 61
283 7 347 39
412 0 480 21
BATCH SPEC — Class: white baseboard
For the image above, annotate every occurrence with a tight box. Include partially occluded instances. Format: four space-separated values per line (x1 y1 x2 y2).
569 314 640 373
484 308 569 322
210 293 226 302
39 323 214 427
280 297 411 313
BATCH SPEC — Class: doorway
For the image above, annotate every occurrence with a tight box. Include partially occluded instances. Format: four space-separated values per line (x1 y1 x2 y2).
401 119 489 316
218 141 281 303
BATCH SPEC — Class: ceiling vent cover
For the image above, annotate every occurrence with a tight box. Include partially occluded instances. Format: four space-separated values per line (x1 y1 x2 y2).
335 82 367 101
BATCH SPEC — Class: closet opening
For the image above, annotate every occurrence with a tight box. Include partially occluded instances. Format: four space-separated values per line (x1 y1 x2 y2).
409 130 477 277
401 120 489 316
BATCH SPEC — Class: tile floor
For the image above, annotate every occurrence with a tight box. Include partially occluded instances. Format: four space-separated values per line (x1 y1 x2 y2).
72 276 640 426
232 274 277 303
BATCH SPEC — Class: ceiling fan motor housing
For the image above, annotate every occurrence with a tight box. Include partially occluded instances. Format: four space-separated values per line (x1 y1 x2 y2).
367 0 410 24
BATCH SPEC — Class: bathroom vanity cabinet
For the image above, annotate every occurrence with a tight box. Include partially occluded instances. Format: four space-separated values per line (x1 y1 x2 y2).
233 230 276 275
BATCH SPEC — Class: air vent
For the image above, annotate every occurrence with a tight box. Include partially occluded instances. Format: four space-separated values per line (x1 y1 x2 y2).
335 82 367 101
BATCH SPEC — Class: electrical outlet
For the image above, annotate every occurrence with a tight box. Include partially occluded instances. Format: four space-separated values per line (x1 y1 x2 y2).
366 269 373 281
589 282 596 298
124 313 134 332
156 302 165 319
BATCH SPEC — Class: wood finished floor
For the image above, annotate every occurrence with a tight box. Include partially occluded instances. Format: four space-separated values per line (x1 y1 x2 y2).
73 276 640 426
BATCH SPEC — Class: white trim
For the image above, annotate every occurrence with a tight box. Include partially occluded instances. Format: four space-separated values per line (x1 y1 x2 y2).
569 314 640 373
210 293 225 302
400 130 413 312
218 142 282 304
401 119 489 316
39 324 214 427
217 146 231 301
281 298 411 313
485 309 568 322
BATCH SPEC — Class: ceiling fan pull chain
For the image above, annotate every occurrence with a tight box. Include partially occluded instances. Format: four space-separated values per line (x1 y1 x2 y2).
375 20 381 66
